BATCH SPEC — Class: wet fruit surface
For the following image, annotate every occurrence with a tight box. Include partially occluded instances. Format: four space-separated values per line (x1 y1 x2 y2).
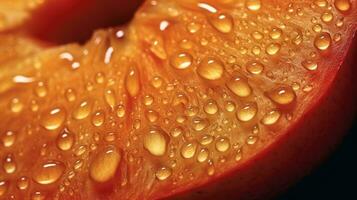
0 0 356 199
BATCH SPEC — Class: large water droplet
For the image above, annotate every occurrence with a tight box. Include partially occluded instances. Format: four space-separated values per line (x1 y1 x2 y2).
227 76 252 97
33 161 65 185
41 108 66 131
144 129 168 156
209 13 234 33
90 146 121 183
197 57 224 80
314 32 331 51
170 52 193 69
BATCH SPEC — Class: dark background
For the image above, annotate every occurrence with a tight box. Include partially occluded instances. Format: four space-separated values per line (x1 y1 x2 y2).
278 118 357 199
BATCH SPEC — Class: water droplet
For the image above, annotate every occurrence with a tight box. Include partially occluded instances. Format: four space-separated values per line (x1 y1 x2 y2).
270 27 282 39
334 0 351 12
246 0 262 11
35 82 47 97
170 52 193 70
246 61 264 75
267 86 296 105
204 99 219 115
150 39 167 59
41 108 66 130
215 137 230 152
314 32 332 50
261 110 281 125
312 24 323 33
187 22 201 33
31 191 46 200
210 13 234 33
251 31 263 40
116 104 126 118
181 142 197 159
143 95 154 106
155 167 172 181
10 98 23 113
247 135 258 145
321 12 334 23
266 43 281 55
146 110 159 123
17 176 29 190
227 76 252 97
302 60 318 71
224 101 236 112
197 148 209 162
0 180 8 196
33 161 65 185
237 103 258 122
314 0 328 7
192 117 209 131
73 101 92 120
104 89 116 108
57 129 74 151
1 131 16 147
197 57 224 80
144 129 168 156
90 146 121 183
3 154 16 174
170 126 184 138
200 134 214 145
92 111 105 127
65 88 76 102
125 67 140 97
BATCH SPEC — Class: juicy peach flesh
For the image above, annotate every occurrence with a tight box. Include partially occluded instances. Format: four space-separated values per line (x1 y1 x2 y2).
0 0 356 199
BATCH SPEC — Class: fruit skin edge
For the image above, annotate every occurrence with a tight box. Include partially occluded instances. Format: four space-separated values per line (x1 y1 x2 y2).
154 30 357 200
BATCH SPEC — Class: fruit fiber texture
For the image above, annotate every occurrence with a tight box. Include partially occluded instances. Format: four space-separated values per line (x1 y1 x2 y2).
0 0 356 199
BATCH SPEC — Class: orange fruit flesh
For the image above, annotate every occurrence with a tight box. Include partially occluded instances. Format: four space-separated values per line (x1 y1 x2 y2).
0 0 356 199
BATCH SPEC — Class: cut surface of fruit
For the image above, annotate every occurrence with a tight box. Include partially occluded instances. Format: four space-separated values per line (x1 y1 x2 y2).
0 0 356 199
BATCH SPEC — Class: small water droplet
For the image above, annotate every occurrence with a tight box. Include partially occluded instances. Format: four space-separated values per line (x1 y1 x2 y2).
3 154 16 174
92 111 105 127
267 86 296 105
155 166 172 181
125 67 140 97
197 148 209 163
104 89 116 108
215 137 230 152
246 0 262 11
204 99 219 115
302 60 318 71
181 142 198 159
56 129 74 151
170 52 193 69
9 98 23 113
192 117 209 131
266 43 281 55
17 176 29 190
1 131 16 147
35 82 47 97
246 61 264 75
